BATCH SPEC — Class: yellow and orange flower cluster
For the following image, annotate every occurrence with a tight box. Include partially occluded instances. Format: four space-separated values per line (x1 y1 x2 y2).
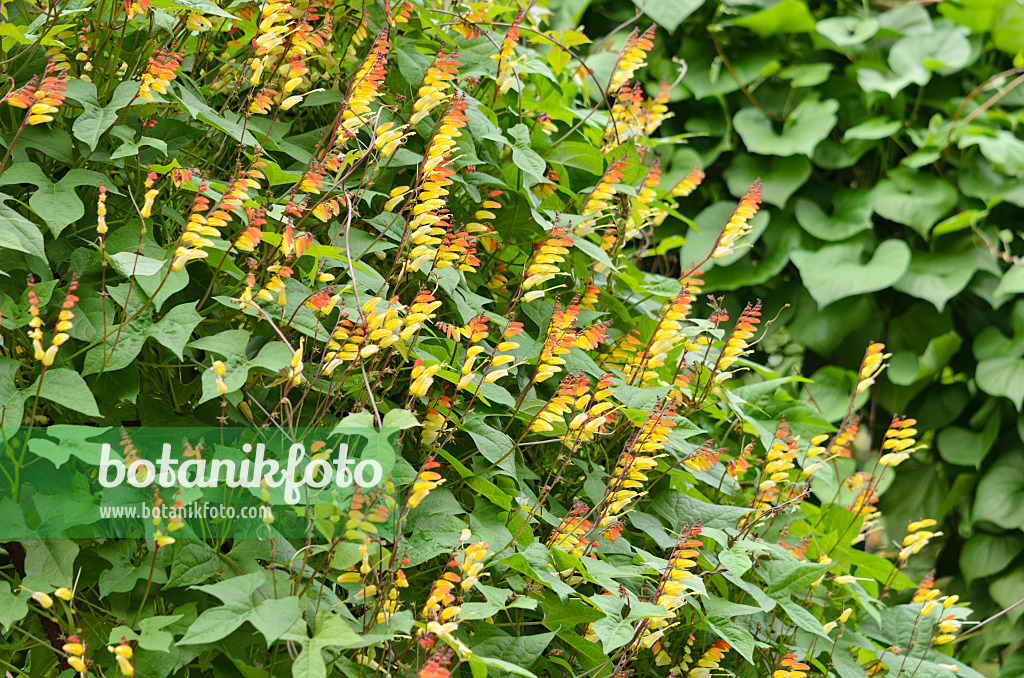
715 300 762 381
879 415 920 467
523 225 574 302
411 50 459 124
138 49 183 101
712 179 763 259
7 61 69 125
609 26 655 93
27 276 79 367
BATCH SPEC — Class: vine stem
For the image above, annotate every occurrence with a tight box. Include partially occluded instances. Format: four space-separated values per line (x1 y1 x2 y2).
131 546 160 628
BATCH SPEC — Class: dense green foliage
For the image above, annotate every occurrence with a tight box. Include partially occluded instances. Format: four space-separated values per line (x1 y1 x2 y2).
569 0 1024 668
0 0 1019 677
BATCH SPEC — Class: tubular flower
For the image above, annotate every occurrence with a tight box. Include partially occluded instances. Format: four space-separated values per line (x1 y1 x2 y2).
847 474 882 545
374 121 411 157
7 61 70 125
410 359 441 397
251 1 292 63
609 26 655 92
65 635 86 674
899 518 942 561
657 523 704 609
603 403 675 517
602 83 645 151
857 342 891 393
212 360 228 395
879 416 920 467
492 13 521 95
522 225 574 302
654 164 706 227
531 375 580 434
534 301 581 383
30 590 54 608
580 282 601 311
741 420 798 526
627 160 663 241
683 440 722 473
341 29 390 133
411 49 459 124
401 288 442 341
774 653 810 678
421 396 451 445
186 11 212 31
108 640 134 676
565 374 616 441
322 297 405 373
406 100 469 273
96 183 108 234
643 79 675 135
455 315 490 389
685 639 730 678
175 160 266 271
631 273 703 384
549 500 595 558
407 458 444 509
138 50 183 101
418 655 452 678
714 300 762 381
28 276 79 367
712 179 763 259
579 158 626 235
673 165 705 198
465 190 503 250
484 320 523 383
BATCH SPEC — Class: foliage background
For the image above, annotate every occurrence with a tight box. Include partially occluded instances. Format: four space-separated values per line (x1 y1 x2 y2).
0 0 1023 676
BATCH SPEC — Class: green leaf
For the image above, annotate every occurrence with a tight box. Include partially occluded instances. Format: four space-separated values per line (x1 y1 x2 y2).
976 356 1024 410
0 581 30 632
650 490 751 530
108 252 167 278
893 245 988 311
471 629 556 667
844 117 902 141
68 80 141 151
731 0 816 36
284 611 379 678
873 169 957 236
723 154 810 208
973 451 1024 530
960 533 1024 583
507 124 546 187
887 27 973 86
148 302 203 359
790 240 912 308
938 0 1011 32
545 141 605 175
166 541 221 587
180 572 301 645
462 415 518 479
590 615 635 652
0 194 46 261
21 538 79 588
733 97 838 157
630 0 705 31
31 369 101 417
816 16 879 47
993 2 1024 54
